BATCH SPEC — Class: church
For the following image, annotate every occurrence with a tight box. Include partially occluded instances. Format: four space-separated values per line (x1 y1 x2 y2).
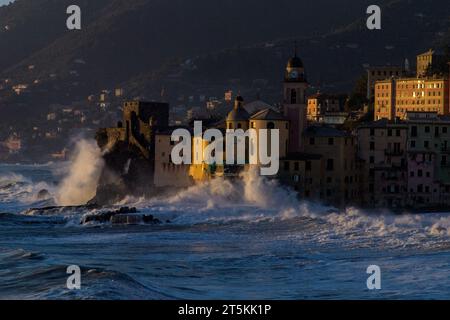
96 51 362 208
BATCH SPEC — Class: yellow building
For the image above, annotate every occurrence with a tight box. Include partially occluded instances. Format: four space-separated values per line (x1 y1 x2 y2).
417 49 437 77
226 96 250 130
374 77 449 120
307 93 347 122
190 97 290 182
374 78 396 120
249 108 290 161
366 65 404 100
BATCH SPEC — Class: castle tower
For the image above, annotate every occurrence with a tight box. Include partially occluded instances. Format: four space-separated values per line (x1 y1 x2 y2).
283 50 308 152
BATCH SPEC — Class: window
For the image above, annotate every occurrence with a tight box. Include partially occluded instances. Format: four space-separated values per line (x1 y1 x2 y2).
284 161 290 171
294 162 299 171
388 129 392 136
310 137 315 145
326 159 334 171
328 138 334 146
370 142 375 151
370 156 374 164
306 161 312 171
418 170 423 177
237 123 242 129
396 129 401 137
370 128 375 136
425 126 430 133
411 126 418 137
424 141 430 148
267 122 275 129
410 140 416 148
290 89 297 104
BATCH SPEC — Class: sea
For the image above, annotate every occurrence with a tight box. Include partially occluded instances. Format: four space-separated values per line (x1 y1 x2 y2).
2 147 450 300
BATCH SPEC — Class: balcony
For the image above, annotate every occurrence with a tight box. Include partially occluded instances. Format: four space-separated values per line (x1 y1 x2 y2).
384 149 404 156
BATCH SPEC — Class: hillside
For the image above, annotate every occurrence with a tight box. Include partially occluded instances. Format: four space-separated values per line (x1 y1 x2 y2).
0 0 391 95
124 0 450 97
0 0 450 162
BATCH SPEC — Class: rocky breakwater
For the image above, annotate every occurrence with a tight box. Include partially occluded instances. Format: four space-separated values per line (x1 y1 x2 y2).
81 206 165 225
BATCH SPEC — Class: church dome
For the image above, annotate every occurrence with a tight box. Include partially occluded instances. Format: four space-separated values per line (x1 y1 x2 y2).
227 96 249 122
287 56 303 69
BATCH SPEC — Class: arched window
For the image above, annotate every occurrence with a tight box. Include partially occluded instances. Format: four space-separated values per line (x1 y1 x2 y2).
291 89 297 104
228 123 233 129
237 123 242 129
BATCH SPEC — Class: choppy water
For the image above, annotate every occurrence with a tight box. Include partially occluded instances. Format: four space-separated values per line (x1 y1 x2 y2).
1 163 450 300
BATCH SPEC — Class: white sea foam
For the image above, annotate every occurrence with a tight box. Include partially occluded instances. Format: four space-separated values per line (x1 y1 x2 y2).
124 168 450 245
0 172 54 204
55 139 104 206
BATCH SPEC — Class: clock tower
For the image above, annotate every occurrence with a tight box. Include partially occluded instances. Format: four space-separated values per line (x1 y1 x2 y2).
283 51 308 152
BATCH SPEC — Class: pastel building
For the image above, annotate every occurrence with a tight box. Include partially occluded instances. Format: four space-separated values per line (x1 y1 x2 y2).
416 49 445 77
357 120 408 208
307 93 348 124
366 65 404 100
374 49 450 121
407 151 439 207
303 126 361 207
405 112 450 207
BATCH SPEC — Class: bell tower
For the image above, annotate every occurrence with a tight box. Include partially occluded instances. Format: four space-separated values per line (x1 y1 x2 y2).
283 47 308 152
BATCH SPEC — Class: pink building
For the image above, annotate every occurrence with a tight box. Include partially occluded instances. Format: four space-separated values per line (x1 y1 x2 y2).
407 152 440 206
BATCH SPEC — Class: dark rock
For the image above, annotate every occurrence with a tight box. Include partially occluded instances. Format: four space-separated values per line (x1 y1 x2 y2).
143 214 161 224
88 141 156 206
36 189 50 200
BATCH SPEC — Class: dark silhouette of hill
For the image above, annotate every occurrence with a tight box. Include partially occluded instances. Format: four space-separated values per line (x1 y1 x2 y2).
0 0 387 91
0 0 449 110
123 0 450 98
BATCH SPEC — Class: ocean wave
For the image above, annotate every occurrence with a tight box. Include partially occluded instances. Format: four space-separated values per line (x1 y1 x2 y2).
0 172 55 206
116 169 450 250
0 247 174 300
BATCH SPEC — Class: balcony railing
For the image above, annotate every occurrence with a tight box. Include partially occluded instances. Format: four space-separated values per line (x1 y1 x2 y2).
384 149 404 156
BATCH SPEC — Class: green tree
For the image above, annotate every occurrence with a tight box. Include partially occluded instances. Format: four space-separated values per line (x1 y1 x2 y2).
346 74 368 111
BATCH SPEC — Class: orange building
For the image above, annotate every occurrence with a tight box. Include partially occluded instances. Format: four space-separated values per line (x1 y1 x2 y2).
416 49 443 77
307 93 346 122
374 79 396 120
375 77 449 121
